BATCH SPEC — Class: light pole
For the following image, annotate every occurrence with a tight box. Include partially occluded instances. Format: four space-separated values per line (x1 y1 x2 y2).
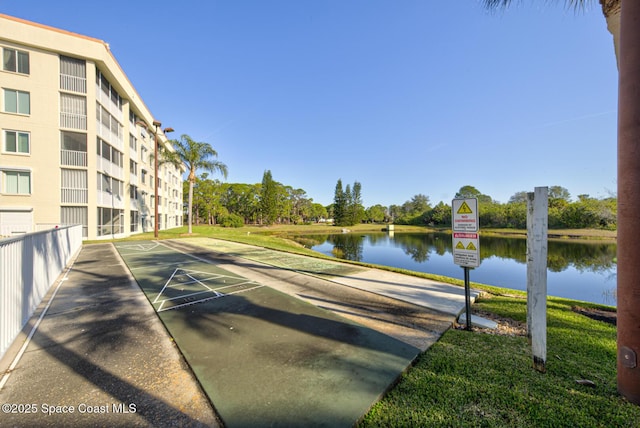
136 120 173 239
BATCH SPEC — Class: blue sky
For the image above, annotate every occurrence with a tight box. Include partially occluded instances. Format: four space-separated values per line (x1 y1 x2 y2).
2 1 618 207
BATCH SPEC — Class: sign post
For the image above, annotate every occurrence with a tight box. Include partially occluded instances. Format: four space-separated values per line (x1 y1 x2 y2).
527 187 548 372
452 198 480 330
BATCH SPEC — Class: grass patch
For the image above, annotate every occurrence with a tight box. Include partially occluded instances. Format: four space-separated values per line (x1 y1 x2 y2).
358 292 638 427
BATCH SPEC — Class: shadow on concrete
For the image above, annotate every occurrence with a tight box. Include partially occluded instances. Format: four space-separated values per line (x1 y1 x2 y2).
0 244 217 427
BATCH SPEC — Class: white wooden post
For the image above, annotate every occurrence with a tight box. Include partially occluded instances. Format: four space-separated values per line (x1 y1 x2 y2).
527 187 548 372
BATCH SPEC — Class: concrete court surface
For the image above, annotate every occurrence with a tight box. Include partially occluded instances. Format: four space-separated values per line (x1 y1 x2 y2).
115 241 426 427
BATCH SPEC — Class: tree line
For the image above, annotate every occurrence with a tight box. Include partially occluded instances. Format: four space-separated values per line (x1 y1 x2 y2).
390 185 617 230
186 170 328 227
186 172 616 230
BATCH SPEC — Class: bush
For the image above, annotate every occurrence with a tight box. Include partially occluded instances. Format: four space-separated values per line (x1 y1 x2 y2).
219 213 244 228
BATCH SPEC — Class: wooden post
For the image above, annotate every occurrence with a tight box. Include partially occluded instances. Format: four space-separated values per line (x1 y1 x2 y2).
527 187 548 372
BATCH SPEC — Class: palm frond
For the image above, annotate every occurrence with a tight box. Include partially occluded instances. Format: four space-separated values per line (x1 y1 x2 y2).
482 0 591 11
171 134 228 181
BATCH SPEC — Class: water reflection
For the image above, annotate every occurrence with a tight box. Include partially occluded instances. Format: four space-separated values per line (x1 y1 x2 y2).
293 232 617 306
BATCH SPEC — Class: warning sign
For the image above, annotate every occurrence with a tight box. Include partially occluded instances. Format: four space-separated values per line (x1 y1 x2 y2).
452 198 478 232
452 232 480 267
456 201 474 214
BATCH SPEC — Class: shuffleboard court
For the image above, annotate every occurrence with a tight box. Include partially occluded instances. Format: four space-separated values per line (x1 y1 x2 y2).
116 241 264 312
115 241 421 427
182 237 365 278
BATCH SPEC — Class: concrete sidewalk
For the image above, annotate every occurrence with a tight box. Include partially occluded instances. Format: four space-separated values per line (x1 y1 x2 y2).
0 244 219 428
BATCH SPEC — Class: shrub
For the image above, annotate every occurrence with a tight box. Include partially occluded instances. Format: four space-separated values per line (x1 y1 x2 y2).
219 213 244 228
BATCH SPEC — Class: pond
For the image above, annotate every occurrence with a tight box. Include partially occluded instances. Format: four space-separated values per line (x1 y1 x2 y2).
293 232 617 307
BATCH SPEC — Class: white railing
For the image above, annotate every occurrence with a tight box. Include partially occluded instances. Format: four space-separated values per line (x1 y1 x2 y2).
61 188 88 204
60 112 87 130
60 149 87 167
97 159 124 181
60 74 87 93
0 225 82 360
98 191 124 209
96 121 124 152
95 83 123 123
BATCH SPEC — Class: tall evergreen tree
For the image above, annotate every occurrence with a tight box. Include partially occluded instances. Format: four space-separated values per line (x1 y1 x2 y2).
260 170 278 225
344 183 352 226
351 181 364 225
333 179 346 226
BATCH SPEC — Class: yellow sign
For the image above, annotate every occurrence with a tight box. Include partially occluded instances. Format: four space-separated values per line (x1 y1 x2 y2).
455 241 465 249
456 201 473 214
466 242 477 250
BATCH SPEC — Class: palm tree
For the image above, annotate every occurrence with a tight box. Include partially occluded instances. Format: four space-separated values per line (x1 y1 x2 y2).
171 134 228 234
483 0 640 406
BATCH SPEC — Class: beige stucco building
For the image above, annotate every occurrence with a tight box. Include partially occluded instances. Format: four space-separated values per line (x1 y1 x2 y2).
0 14 184 240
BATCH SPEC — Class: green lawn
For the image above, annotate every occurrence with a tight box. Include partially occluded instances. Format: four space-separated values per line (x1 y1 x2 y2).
358 292 637 427
118 225 637 426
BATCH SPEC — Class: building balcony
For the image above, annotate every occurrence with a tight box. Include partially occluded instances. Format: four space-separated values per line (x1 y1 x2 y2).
61 188 88 204
60 74 87 94
60 112 87 131
61 149 87 167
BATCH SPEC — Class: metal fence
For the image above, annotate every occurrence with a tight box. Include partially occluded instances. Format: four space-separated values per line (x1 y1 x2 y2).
0 225 82 360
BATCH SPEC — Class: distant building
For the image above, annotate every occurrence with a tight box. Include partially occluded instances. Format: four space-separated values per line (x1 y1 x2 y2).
0 14 184 239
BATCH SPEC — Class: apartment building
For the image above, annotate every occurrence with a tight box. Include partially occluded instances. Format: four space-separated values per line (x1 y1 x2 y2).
0 14 184 240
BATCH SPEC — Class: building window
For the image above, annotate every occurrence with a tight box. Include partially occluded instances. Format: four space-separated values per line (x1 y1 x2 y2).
60 55 86 93
61 206 88 238
60 93 87 130
130 184 138 200
3 89 30 114
3 48 29 74
2 169 31 194
97 138 124 168
97 207 123 237
96 70 122 112
97 172 123 198
61 131 87 152
61 131 87 167
61 169 88 204
130 210 139 232
3 130 30 154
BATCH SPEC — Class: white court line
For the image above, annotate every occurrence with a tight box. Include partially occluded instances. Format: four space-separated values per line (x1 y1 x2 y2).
144 242 267 311
157 285 264 312
116 242 161 252
153 269 223 302
185 273 216 293
128 260 197 271
156 288 223 305
153 268 182 304
156 279 259 306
